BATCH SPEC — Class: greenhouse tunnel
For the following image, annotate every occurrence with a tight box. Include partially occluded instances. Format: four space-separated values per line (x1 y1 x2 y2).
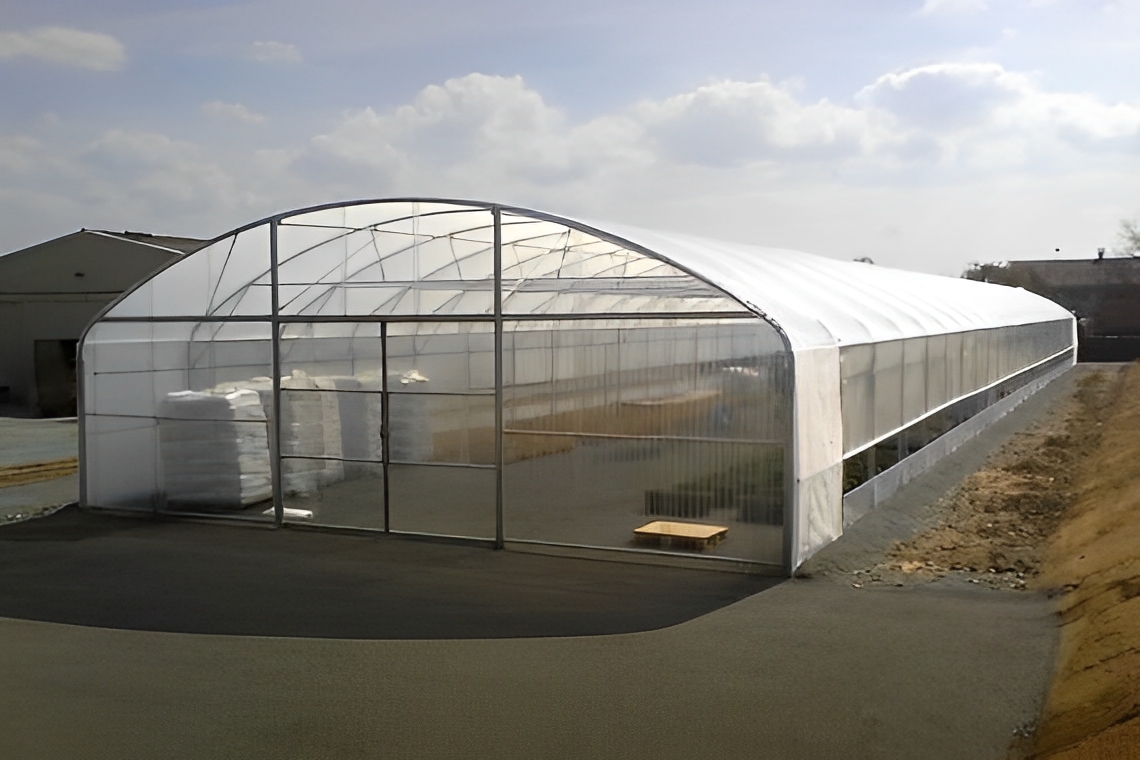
78 199 1076 573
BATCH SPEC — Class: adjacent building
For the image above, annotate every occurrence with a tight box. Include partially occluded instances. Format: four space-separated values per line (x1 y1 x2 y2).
0 230 205 416
965 257 1140 361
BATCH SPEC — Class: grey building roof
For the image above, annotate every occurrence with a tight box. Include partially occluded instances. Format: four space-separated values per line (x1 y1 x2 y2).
0 230 207 297
92 230 210 255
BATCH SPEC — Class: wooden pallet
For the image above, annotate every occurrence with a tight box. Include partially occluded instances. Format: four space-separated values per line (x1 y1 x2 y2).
633 520 728 551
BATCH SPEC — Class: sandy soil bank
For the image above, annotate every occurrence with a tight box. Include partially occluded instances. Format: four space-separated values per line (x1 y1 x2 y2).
850 363 1140 759
1029 363 1140 760
884 367 1123 590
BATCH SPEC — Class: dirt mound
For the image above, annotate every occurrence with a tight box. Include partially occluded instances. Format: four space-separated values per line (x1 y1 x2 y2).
861 364 1140 757
1039 716 1140 760
1029 363 1140 759
851 368 1123 591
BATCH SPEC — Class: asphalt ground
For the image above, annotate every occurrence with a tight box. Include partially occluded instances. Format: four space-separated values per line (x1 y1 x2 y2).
0 575 1054 760
0 507 775 638
0 416 76 467
0 416 77 520
0 473 76 521
0 368 1084 759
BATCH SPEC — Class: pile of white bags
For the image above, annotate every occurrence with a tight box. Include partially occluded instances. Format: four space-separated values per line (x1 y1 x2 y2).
157 366 433 507
388 390 432 462
315 376 385 477
279 370 343 492
157 388 272 509
356 376 386 463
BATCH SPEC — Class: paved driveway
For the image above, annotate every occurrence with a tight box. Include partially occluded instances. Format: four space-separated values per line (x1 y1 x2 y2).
0 417 77 520
0 416 77 468
0 373 1077 759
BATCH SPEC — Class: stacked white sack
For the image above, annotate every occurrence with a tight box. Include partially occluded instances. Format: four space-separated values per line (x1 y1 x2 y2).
215 378 278 493
227 389 273 503
279 370 327 495
317 376 381 479
356 376 385 462
312 376 345 485
388 370 433 463
157 388 271 509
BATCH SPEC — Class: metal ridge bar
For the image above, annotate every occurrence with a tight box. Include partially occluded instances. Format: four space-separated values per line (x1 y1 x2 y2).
493 205 505 550
388 460 496 470
502 429 784 446
269 220 284 528
283 387 495 397
97 310 758 323
275 455 494 470
381 321 390 533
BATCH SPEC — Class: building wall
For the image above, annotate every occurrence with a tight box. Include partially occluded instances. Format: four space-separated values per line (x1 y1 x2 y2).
0 303 25 407
965 259 1140 360
1 231 191 416
0 298 112 414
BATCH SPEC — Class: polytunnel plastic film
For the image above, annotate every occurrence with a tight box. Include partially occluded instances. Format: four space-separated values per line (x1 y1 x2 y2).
81 200 795 568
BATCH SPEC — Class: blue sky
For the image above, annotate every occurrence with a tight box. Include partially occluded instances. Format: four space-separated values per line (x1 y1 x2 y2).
2 0 1138 274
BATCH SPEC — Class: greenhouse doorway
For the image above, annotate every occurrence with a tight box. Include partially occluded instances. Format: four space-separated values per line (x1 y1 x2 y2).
278 320 498 542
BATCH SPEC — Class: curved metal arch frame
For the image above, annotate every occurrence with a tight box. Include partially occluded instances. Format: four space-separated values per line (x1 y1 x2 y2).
78 198 799 573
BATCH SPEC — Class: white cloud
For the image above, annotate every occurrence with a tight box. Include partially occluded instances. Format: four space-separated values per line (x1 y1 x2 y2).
313 74 650 187
857 62 1140 171
310 66 1139 189
919 0 989 13
0 135 57 175
858 63 1026 131
292 67 1140 270
0 27 125 71
632 78 892 166
1103 1 1140 12
248 41 302 64
203 101 267 125
4 63 1139 273
82 129 290 211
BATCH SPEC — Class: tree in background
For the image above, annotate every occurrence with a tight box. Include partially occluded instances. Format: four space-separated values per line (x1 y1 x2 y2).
1116 217 1140 257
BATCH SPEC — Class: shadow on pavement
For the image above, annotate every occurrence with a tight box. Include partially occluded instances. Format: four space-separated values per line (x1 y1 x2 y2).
0 506 778 639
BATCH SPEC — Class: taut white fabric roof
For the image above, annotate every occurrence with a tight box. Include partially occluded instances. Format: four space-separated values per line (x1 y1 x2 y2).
592 222 1075 351
98 199 1073 354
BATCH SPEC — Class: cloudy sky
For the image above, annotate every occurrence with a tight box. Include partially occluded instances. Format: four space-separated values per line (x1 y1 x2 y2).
2 0 1138 275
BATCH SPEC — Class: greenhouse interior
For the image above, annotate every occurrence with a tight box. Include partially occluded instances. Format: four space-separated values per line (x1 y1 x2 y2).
78 199 1077 573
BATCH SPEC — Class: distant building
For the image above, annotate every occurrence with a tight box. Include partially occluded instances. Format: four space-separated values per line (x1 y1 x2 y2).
965 258 1140 361
0 230 206 416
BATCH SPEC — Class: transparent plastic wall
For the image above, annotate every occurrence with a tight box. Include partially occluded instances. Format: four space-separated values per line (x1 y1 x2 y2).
83 320 274 515
502 318 791 565
81 200 793 566
274 320 496 536
839 319 1074 455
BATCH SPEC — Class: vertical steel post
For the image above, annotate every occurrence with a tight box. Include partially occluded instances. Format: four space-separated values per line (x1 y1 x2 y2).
77 342 88 508
493 206 505 549
269 220 284 527
381 321 390 533
781 349 797 576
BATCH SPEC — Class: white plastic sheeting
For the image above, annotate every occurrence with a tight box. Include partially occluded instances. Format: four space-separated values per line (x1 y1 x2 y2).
102 201 1073 350
790 346 844 567
570 217 1072 566
81 199 1078 572
594 222 1074 350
